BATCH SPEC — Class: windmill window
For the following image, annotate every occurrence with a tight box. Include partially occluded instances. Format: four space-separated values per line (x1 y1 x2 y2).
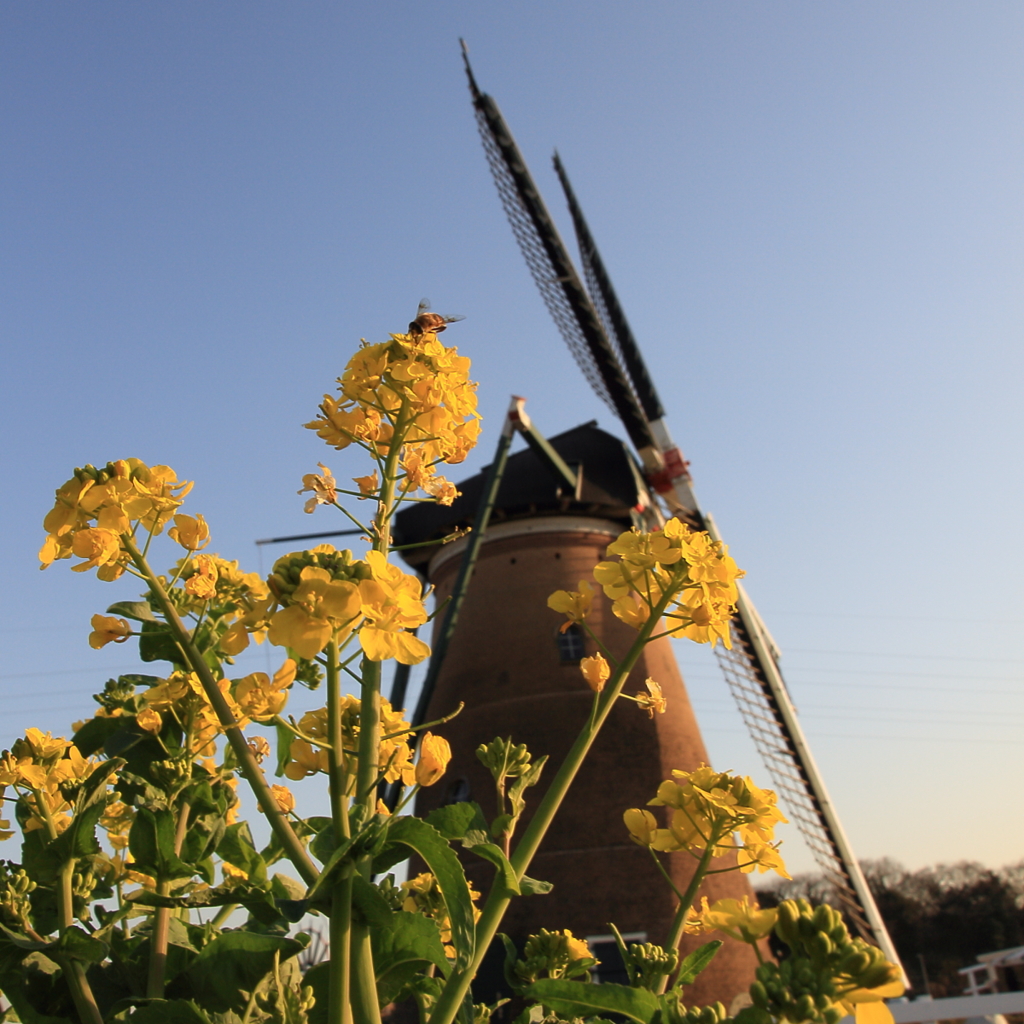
442 777 471 806
556 624 585 663
586 933 646 985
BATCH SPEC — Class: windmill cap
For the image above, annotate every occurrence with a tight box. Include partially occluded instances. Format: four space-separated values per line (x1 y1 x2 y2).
393 421 649 571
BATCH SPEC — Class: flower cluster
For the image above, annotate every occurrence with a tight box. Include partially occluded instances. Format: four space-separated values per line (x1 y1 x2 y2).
0 729 102 837
171 551 271 617
512 929 599 984
551 520 743 649
284 697 449 791
139 669 274 759
39 459 192 580
401 871 482 958
684 895 778 944
599 520 743 645
239 545 431 664
304 328 480 505
750 900 905 1024
623 764 789 877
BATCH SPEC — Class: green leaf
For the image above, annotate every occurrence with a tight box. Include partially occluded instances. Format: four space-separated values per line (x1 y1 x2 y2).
54 925 108 965
274 720 295 778
522 980 660 1024
128 808 194 880
371 842 409 875
106 600 158 623
139 620 185 665
79 757 125 811
372 910 451 1005
109 999 214 1023
46 799 104 865
0 924 107 966
309 821 338 865
0 958 71 1024
71 715 126 757
517 875 553 896
673 940 722 987
351 875 394 928
500 933 521 992
468 843 520 895
217 822 267 887
303 834 354 901
425 801 489 843
386 816 476 972
173 931 306 1013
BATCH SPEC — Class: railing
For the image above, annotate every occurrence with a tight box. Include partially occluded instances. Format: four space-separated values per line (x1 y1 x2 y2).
840 991 1024 1024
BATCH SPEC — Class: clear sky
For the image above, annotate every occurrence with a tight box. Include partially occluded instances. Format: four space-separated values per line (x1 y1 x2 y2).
2 2 1022 879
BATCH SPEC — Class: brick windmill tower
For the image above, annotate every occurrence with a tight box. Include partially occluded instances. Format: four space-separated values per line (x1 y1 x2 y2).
392 45 904 1004
394 418 765 1006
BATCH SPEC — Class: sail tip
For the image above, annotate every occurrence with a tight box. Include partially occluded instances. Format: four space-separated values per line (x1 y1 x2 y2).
459 38 482 99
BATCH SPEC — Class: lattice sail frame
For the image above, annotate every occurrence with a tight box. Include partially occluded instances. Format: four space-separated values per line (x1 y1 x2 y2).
471 105 617 414
462 47 904 976
716 628 877 934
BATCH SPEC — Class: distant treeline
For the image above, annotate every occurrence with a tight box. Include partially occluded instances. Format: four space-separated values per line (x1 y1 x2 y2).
756 859 1024 998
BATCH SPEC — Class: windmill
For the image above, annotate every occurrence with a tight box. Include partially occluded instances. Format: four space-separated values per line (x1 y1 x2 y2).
452 43 902 973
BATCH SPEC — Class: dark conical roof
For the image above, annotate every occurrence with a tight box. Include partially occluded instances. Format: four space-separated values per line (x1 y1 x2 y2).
393 421 646 571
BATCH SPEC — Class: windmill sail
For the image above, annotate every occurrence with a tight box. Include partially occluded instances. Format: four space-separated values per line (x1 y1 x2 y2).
461 44 655 465
462 45 903 972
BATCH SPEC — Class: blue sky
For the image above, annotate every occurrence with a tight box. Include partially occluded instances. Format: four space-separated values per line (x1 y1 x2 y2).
2 2 1022 878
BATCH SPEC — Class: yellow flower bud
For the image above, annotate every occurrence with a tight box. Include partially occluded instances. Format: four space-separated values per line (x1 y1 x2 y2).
415 732 451 787
623 808 658 846
579 653 609 693
135 709 162 734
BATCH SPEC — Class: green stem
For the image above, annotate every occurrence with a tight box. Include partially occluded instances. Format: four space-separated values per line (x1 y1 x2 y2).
347 409 404 1024
327 640 353 1024
327 642 349 834
147 799 191 998
38 794 103 1024
427 580 680 1024
209 902 239 929
350 925 383 1024
146 878 173 999
658 840 720 994
124 536 318 886
329 873 354 1024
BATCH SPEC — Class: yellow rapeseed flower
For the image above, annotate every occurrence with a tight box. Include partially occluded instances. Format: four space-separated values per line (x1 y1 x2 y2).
577 520 744 649
837 979 905 1024
267 567 362 659
546 580 594 633
298 464 339 513
184 553 219 600
269 785 295 814
88 614 132 649
683 896 778 944
353 470 379 498
357 551 430 664
233 659 296 721
634 678 667 718
135 709 162 734
623 808 658 846
168 513 210 551
640 764 789 878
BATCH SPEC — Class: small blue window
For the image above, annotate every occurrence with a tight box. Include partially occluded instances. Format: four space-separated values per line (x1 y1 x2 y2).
556 624 585 663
